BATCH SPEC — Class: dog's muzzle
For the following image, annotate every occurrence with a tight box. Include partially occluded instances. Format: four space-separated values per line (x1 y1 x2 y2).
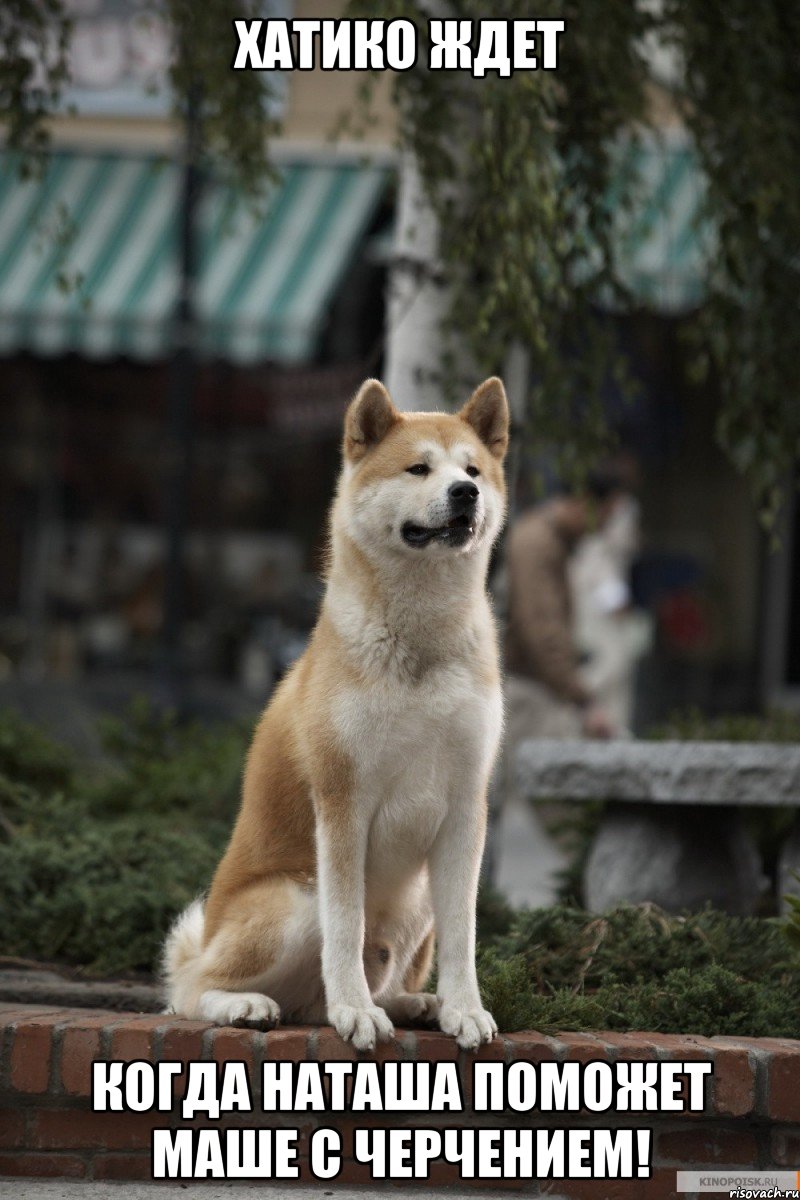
401 482 480 548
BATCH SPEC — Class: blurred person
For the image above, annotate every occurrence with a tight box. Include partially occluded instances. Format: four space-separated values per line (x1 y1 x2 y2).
503 468 627 744
488 469 628 909
570 490 653 733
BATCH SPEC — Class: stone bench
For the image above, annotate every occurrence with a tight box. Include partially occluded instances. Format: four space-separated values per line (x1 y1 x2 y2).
516 740 800 914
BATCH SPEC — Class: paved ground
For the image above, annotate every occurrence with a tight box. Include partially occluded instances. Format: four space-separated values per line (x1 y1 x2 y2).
1 1183 555 1199
493 794 567 909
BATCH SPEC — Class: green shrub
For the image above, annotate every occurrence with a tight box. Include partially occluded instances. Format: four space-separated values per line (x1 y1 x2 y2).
0 707 74 791
0 701 246 974
479 960 799 1040
493 903 795 990
786 873 800 953
0 816 226 974
90 697 248 819
648 707 800 743
475 903 800 1037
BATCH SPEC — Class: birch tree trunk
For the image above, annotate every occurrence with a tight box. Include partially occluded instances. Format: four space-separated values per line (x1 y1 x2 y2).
383 150 452 412
384 147 530 436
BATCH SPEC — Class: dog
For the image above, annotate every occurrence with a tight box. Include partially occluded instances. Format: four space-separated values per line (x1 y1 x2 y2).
163 376 509 1050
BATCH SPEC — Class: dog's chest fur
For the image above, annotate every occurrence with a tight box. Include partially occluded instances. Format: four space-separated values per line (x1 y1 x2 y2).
329 597 503 887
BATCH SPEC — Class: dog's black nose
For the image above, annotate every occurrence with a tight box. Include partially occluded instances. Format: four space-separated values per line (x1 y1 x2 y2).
448 480 479 508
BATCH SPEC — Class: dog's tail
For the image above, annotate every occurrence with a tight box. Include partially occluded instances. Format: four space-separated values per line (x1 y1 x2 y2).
161 898 206 1015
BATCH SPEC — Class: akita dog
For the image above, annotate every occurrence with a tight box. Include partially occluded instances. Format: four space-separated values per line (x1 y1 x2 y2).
163 376 509 1050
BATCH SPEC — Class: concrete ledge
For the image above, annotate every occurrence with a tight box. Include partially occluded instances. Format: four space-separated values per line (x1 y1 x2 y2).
2 1003 799 1195
516 740 800 806
0 966 160 1014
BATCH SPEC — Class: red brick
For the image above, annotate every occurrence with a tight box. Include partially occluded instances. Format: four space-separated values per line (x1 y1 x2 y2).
93 1152 152 1180
411 1030 459 1061
469 1034 506 1063
110 1013 169 1029
461 1038 505 1108
211 1026 258 1073
650 1053 714 1117
30 1108 161 1152
426 1158 524 1191
333 1131 527 1191
649 1033 713 1059
108 1015 169 1063
419 1156 470 1185
463 1178 527 1192
263 1027 310 1061
0 1108 26 1148
546 1168 679 1200
506 1031 560 1063
160 1020 210 1064
326 1157 382 1185
446 1170 526 1192
0 1152 86 1178
769 1047 800 1122
314 1024 410 1064
712 1048 755 1118
373 1032 409 1062
637 1169 684 1200
658 1033 722 1116
55 1007 125 1022
554 1032 611 1063
728 1036 800 1053
10 1015 64 1093
657 1126 758 1166
315 1027 358 1062
327 1156 521 1190
544 1178 647 1200
160 1019 211 1103
597 1032 659 1060
335 1113 409 1147
770 1126 800 1166
60 1022 109 1097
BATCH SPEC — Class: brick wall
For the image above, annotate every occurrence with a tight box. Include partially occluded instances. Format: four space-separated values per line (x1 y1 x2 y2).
1 1002 799 1195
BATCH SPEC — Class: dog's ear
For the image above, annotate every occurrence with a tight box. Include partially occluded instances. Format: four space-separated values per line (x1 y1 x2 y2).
459 377 509 460
344 379 400 462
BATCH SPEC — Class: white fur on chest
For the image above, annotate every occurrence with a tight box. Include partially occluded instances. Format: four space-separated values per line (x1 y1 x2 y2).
334 661 500 782
332 661 502 887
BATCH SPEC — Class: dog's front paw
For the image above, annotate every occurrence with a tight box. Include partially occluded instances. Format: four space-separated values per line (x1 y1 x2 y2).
199 989 281 1029
438 1002 497 1050
329 1003 394 1051
384 992 440 1025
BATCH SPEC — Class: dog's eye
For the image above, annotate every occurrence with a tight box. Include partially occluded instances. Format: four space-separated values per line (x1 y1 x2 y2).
466 465 480 478
406 463 430 476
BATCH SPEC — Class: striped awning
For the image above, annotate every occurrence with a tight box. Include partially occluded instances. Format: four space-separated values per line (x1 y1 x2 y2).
0 151 389 363
611 133 711 312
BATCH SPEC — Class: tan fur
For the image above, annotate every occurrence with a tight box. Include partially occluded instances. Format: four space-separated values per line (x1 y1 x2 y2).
404 928 436 993
164 377 509 1050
